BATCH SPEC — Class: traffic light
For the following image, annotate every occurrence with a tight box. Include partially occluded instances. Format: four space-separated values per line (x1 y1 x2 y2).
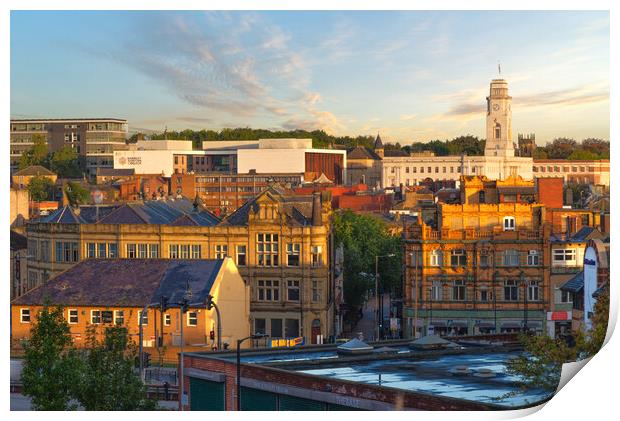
206 294 214 310
144 352 151 368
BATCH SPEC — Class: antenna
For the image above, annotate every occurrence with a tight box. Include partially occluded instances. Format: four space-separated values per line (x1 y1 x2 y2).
498 61 502 76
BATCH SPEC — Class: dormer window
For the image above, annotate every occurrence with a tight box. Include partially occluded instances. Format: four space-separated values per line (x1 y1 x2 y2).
503 216 515 231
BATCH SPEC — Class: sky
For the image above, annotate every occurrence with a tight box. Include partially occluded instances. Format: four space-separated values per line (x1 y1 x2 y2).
10 10 610 144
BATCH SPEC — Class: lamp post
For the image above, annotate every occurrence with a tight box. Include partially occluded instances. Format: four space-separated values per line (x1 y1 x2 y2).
236 334 267 411
375 253 395 341
178 282 192 411
206 294 222 350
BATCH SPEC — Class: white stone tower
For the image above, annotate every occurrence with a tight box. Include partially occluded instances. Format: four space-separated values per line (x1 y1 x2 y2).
484 79 514 157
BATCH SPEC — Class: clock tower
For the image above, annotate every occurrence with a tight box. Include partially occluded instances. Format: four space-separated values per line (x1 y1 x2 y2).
484 79 514 157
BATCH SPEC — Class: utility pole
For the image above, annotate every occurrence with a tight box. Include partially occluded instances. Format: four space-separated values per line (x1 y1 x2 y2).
374 254 395 341
206 294 222 350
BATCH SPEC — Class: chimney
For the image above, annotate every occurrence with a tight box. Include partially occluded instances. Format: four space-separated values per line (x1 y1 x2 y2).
312 192 322 226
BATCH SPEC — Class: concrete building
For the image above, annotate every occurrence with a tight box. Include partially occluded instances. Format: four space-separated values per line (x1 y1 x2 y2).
10 118 128 176
377 79 533 188
11 258 251 350
25 187 335 343
533 159 610 186
114 138 347 184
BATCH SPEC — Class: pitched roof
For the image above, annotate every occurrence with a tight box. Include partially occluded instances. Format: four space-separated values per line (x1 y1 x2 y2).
384 149 409 157
12 259 225 307
13 165 56 177
551 226 601 243
347 146 381 160
560 271 584 293
374 133 383 149
96 168 135 177
222 186 315 227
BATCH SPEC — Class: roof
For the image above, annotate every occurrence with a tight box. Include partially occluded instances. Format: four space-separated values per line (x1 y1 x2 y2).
560 271 584 293
12 259 224 307
222 186 316 227
34 198 220 226
347 146 381 160
11 118 126 122
551 226 600 243
13 165 56 177
10 230 27 251
374 133 384 149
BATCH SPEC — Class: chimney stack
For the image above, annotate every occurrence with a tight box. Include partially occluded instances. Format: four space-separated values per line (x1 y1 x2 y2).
312 192 322 226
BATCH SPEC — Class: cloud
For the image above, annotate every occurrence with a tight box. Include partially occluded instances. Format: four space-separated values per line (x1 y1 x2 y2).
281 109 344 133
400 114 417 121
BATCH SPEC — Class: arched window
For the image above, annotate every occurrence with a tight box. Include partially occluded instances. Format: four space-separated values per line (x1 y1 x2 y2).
495 123 501 139
430 249 443 267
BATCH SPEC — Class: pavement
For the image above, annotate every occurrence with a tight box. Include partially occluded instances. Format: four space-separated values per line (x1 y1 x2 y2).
10 393 178 411
353 293 391 342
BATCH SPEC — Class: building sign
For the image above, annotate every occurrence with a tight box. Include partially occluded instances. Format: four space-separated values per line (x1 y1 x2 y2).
269 337 304 348
127 157 142 165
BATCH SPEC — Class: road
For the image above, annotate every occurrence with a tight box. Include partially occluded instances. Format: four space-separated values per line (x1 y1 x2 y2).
353 293 391 342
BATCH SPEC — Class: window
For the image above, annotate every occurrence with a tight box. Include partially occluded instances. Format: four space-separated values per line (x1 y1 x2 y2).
20 308 31 323
138 310 148 326
311 245 322 267
56 241 79 263
109 243 118 258
138 244 148 258
114 310 124 325
480 253 489 267
435 167 439 173
406 167 410 173
427 167 431 173
40 240 50 262
527 281 540 301
149 244 159 258
431 281 442 301
452 280 466 301
285 319 300 338
479 289 491 302
430 249 443 267
236 245 247 266
101 310 113 324
450 249 467 267
87 243 96 258
127 244 137 259
189 244 200 259
271 319 283 338
255 318 266 335
164 314 171 326
312 281 322 302
180 244 190 258
257 280 279 301
504 280 518 301
97 243 106 258
287 280 300 301
503 249 520 266
169 244 179 259
527 250 540 266
68 309 78 324
503 216 516 231
187 311 198 326
286 243 300 266
215 244 228 259
91 310 101 324
256 233 279 267
561 289 573 303
553 249 576 263
495 123 501 139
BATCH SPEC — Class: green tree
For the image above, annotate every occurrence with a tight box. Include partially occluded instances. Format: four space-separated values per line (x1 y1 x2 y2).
18 135 49 170
532 147 548 159
506 287 609 394
21 304 82 410
581 138 609 159
75 326 158 410
333 210 402 318
65 181 91 206
50 146 81 178
27 176 55 202
547 137 577 159
567 149 599 160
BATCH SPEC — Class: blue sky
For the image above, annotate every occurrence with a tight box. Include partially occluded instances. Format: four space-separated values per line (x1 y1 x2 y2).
10 11 609 144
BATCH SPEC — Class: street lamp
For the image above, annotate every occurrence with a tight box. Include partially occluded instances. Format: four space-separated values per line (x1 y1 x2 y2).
236 334 267 411
375 253 395 341
206 294 222 350
178 282 192 411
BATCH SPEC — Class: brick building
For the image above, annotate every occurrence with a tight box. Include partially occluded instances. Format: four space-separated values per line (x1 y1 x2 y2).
533 159 609 186
11 258 250 350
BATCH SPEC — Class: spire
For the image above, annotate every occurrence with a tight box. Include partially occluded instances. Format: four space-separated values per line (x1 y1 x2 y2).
374 132 384 149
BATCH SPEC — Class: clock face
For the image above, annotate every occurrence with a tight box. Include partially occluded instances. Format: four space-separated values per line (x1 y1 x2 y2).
492 103 500 111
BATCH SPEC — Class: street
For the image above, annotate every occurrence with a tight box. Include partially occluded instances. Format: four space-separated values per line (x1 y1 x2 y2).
353 293 392 342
